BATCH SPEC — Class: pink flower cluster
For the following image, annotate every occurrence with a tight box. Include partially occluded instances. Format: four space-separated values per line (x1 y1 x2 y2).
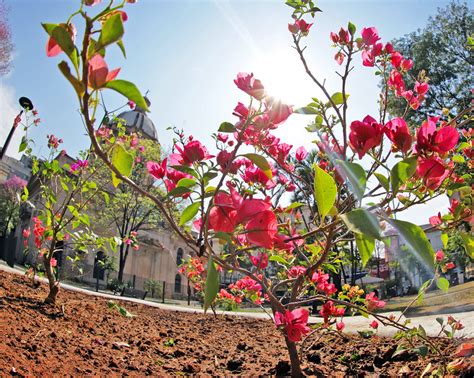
365 292 386 312
47 134 63 149
275 308 311 342
311 270 337 296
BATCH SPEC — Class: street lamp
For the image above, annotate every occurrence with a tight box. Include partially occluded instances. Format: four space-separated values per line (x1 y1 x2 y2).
0 97 34 160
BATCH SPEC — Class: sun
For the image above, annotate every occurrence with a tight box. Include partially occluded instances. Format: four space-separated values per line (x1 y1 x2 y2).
253 50 308 106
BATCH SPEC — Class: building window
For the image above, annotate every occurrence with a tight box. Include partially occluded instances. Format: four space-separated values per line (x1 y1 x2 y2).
176 248 183 266
174 274 182 293
93 251 105 280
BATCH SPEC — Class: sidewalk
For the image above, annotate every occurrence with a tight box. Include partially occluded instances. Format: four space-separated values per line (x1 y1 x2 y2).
1 261 472 338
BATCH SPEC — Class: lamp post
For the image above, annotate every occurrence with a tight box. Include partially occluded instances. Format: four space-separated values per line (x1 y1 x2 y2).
0 97 34 160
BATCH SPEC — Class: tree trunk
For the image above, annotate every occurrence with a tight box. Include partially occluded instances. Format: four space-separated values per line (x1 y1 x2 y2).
118 243 125 282
285 337 303 377
43 258 59 304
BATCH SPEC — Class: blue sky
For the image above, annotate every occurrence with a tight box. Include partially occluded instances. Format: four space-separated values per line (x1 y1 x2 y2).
0 0 455 223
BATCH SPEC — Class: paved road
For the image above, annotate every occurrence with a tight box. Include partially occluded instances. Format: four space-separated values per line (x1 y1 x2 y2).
1 262 472 338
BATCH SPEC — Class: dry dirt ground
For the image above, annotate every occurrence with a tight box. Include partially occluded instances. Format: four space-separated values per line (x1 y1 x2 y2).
0 271 472 376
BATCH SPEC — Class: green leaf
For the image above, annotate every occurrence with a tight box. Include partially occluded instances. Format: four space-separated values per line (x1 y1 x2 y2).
459 232 474 259
167 186 192 197
436 277 449 293
417 279 431 305
313 164 337 221
285 202 304 212
110 144 133 188
452 155 465 164
374 173 389 191
42 23 75 56
335 160 367 200
243 153 272 179
348 22 356 36
19 137 28 153
105 80 149 111
117 39 126 58
391 157 417 194
440 233 449 248
98 13 124 50
203 255 219 313
179 202 200 226
294 106 318 115
58 61 85 95
218 122 236 133
330 92 348 106
355 233 375 267
388 219 434 270
176 178 196 188
340 209 381 239
413 345 428 357
269 255 289 265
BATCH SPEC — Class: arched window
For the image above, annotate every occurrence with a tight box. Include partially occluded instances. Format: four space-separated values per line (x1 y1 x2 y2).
176 248 183 266
174 274 182 293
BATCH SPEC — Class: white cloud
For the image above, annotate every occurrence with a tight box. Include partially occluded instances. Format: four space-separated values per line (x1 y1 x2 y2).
0 82 24 159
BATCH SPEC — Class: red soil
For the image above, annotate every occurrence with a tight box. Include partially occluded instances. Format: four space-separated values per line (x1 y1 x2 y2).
0 271 471 376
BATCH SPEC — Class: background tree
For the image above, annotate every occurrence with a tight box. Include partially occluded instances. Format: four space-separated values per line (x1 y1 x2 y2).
0 0 14 76
93 138 166 283
386 1 473 124
0 176 26 237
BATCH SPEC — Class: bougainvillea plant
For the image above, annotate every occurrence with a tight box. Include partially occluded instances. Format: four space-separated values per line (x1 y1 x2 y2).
42 0 472 375
19 111 117 303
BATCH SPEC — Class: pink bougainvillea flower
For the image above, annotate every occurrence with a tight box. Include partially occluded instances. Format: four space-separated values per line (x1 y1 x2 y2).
335 51 345 65
433 126 459 154
384 117 412 152
288 19 313 35
415 117 459 155
70 159 89 173
245 210 277 249
234 72 265 100
181 140 212 164
388 69 405 95
288 22 299 34
46 23 77 57
429 212 442 226
146 158 167 180
435 250 444 262
50 258 58 267
391 51 403 68
265 98 293 127
88 54 120 89
84 0 102 5
336 321 345 331
296 19 313 35
361 27 380 46
365 292 386 311
320 300 345 323
361 42 383 67
242 165 275 189
369 320 379 329
416 156 450 190
349 115 383 158
171 140 212 166
295 146 308 161
274 308 311 342
400 58 413 71
250 252 269 270
287 266 306 278
445 262 455 270
415 81 429 96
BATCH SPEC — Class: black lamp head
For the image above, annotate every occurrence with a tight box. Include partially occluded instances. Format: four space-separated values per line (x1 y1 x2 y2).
19 97 34 111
